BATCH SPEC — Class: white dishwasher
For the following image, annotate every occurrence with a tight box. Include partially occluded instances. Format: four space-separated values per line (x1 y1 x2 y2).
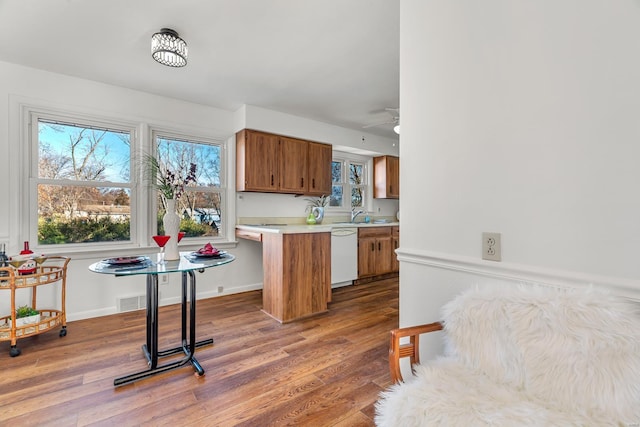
331 227 358 287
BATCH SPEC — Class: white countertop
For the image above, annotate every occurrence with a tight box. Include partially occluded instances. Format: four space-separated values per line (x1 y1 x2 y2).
236 221 399 234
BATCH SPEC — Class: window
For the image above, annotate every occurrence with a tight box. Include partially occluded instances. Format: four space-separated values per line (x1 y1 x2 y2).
25 105 229 251
330 155 368 209
153 132 225 238
33 115 134 245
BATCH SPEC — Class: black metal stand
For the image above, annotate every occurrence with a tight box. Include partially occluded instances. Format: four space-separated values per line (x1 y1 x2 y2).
113 270 213 387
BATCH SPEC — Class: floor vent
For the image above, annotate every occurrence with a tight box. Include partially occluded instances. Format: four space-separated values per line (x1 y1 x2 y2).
117 295 148 312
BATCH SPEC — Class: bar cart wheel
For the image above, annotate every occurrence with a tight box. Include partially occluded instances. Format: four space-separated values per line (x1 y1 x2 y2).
59 326 67 337
9 345 21 357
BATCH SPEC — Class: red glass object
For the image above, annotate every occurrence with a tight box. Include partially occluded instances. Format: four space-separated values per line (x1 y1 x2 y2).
178 232 185 243
152 235 170 247
20 241 33 255
153 235 171 264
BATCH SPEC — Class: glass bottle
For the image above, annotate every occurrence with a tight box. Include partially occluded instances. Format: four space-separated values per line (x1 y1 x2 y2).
20 241 33 255
18 241 36 275
0 243 8 277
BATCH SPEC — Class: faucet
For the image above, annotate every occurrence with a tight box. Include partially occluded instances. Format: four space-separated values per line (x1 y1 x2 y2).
351 208 365 223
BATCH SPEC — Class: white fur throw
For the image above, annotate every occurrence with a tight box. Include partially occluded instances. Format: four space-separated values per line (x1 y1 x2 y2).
375 285 640 426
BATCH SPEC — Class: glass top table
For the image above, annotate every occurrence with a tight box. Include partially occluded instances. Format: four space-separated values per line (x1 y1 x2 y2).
89 251 235 275
89 251 235 386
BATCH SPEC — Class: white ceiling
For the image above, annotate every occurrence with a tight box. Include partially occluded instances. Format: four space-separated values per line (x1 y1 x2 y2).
0 0 400 139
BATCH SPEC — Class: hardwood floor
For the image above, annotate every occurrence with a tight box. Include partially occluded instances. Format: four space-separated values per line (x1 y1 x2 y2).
0 278 398 426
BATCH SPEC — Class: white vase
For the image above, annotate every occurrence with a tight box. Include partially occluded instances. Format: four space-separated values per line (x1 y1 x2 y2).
10 314 40 327
162 199 181 260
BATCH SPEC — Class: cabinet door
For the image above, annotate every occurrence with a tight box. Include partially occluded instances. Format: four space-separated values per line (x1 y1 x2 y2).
264 232 330 323
387 156 400 198
374 236 393 275
358 236 377 278
307 142 332 196
237 130 279 192
373 155 400 199
279 136 308 193
391 226 400 272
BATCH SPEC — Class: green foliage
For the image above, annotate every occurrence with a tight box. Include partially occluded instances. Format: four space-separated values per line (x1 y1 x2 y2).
180 218 215 236
38 217 130 244
38 210 218 245
16 305 39 318
156 216 217 237
304 195 329 208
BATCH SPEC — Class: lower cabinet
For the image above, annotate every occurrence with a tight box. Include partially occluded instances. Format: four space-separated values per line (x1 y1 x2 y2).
357 226 398 279
391 226 400 273
261 232 330 323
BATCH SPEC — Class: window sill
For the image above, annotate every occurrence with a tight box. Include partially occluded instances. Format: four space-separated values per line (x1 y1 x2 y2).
34 240 238 261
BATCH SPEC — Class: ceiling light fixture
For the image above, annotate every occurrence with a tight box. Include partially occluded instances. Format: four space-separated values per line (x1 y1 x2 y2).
393 124 400 134
151 28 188 67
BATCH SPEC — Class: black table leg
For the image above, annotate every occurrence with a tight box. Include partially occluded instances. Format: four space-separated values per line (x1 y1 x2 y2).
114 271 212 387
141 274 159 368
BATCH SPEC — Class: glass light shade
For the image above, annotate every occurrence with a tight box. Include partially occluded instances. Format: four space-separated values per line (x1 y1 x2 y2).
393 124 400 134
151 28 188 67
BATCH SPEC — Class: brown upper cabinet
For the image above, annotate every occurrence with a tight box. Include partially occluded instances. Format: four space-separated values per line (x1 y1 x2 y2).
236 129 332 196
236 129 280 192
373 155 400 199
278 136 308 193
306 141 332 196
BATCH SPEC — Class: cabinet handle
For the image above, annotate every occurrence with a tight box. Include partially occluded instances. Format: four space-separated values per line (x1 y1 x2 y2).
312 178 315 188
378 242 381 251
271 174 274 186
371 243 375 252
301 178 304 188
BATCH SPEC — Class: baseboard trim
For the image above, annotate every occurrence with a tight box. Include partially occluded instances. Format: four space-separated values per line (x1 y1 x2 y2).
354 272 398 286
67 282 264 322
396 248 640 300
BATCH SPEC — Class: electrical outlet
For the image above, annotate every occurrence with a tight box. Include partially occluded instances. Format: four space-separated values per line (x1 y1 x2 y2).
482 232 501 261
217 286 224 294
160 274 169 284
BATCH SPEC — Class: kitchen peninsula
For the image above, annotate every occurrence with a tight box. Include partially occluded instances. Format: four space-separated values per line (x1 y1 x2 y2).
236 222 399 323
236 224 332 322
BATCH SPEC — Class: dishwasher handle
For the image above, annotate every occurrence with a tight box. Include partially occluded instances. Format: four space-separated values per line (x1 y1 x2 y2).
331 228 357 237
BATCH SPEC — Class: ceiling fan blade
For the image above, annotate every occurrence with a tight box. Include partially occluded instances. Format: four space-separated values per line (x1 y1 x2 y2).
363 107 400 129
363 119 395 128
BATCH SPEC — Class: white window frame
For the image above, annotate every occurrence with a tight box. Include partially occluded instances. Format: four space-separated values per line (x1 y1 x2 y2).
330 151 372 213
149 127 228 244
26 107 140 253
16 102 233 257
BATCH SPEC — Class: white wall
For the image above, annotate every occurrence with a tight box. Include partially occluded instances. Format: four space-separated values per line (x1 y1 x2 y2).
0 60 397 321
399 0 640 358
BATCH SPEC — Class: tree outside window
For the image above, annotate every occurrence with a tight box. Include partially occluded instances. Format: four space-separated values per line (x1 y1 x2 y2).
331 158 366 209
36 119 132 244
154 135 223 238
31 111 227 248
